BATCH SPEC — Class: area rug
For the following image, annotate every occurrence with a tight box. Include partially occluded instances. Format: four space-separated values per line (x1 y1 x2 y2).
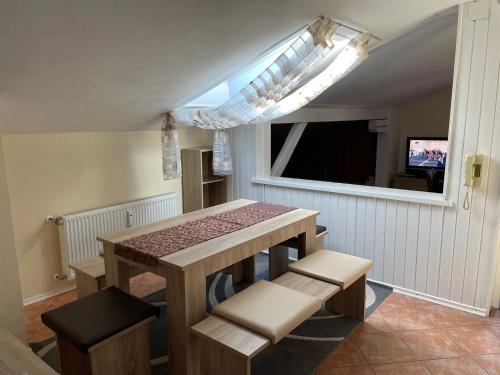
30 253 391 375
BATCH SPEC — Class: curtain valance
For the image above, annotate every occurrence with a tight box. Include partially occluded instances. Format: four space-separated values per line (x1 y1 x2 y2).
163 16 372 179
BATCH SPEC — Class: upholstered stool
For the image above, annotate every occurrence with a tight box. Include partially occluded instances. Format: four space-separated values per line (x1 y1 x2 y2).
268 225 327 280
289 250 372 320
42 287 159 375
213 279 321 343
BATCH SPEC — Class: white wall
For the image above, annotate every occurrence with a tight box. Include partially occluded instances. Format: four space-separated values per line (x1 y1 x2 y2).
231 0 500 314
0 136 26 341
2 129 211 301
392 88 453 173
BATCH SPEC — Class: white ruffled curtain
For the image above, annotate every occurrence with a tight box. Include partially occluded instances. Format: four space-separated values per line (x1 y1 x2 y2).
162 16 371 179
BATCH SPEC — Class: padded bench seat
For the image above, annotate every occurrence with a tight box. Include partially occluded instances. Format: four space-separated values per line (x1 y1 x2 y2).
289 249 373 289
213 280 321 344
42 287 159 375
289 250 373 321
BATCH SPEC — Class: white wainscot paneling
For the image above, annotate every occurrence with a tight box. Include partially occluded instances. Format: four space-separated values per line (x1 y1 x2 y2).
230 1 500 315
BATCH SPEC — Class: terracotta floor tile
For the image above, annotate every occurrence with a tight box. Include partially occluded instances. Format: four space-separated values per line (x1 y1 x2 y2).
413 299 440 308
398 330 465 360
372 361 432 375
321 338 367 368
487 324 500 338
471 354 500 375
354 333 415 364
353 312 394 336
466 313 500 327
420 304 477 328
377 294 416 314
425 357 488 375
445 326 500 355
381 309 435 331
315 365 375 375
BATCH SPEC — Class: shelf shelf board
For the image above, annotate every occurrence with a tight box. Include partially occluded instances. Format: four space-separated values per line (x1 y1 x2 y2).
202 177 225 184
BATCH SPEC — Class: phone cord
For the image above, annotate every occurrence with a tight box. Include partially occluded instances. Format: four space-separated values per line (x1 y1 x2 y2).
463 187 470 211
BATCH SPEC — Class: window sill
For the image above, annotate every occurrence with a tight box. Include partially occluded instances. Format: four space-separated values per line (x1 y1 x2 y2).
251 176 453 207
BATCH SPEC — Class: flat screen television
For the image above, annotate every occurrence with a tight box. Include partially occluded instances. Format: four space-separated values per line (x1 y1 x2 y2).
406 137 448 170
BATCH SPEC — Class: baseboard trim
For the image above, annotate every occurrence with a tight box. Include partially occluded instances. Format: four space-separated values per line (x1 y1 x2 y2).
23 285 76 306
260 250 489 316
367 279 489 316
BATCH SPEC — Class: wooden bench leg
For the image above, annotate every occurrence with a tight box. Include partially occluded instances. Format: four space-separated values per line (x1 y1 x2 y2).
89 319 152 375
230 256 255 284
56 318 153 375
325 275 366 321
198 336 250 375
75 271 100 299
269 245 289 280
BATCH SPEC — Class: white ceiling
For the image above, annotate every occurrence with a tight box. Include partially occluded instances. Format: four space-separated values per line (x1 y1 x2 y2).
0 0 463 133
311 6 458 107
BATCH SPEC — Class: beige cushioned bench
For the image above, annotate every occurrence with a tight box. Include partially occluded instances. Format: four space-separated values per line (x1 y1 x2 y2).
192 250 372 375
289 250 373 321
289 250 373 289
213 280 321 344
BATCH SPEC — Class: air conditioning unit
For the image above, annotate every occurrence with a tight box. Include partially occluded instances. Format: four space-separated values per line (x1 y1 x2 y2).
368 119 389 133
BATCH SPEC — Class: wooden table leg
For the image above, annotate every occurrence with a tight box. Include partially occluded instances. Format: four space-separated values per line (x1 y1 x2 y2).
165 264 206 375
269 245 289 280
229 256 255 284
103 243 130 292
297 217 317 259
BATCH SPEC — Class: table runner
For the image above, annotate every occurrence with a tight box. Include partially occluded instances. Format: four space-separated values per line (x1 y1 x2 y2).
115 202 296 266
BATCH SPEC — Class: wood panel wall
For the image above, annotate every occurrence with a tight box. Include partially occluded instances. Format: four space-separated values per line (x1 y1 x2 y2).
230 1 500 314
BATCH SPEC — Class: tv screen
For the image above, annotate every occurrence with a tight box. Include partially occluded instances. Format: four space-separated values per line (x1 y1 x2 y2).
407 137 448 169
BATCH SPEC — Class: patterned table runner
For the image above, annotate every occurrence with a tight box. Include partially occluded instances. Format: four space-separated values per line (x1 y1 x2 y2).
115 202 296 266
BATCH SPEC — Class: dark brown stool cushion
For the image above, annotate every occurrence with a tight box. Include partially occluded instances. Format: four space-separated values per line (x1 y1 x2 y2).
279 225 327 249
42 287 159 352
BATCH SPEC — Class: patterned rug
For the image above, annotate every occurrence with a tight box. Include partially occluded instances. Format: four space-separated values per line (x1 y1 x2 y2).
30 253 391 374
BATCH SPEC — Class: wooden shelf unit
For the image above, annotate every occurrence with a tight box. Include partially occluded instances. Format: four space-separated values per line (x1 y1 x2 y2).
181 148 228 213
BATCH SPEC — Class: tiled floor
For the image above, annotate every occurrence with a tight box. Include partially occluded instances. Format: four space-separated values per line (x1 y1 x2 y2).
25 279 500 374
315 293 500 375
24 272 166 343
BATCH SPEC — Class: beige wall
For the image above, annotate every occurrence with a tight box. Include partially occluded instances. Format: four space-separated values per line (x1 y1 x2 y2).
2 129 211 300
393 87 453 173
0 136 26 341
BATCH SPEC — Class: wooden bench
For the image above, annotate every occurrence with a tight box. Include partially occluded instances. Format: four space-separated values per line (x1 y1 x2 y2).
69 257 106 298
289 250 373 320
192 250 372 375
268 225 328 280
42 287 159 375
70 256 146 298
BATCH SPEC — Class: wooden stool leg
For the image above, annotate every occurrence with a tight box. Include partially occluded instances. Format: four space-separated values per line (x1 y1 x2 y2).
230 256 255 284
75 271 100 299
325 275 366 321
88 319 153 375
269 245 289 280
198 337 250 375
57 335 92 375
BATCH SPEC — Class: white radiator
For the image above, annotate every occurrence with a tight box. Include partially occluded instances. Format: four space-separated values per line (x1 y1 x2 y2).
55 193 178 280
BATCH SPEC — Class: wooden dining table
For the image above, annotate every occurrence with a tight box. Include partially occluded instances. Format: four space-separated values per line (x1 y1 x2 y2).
97 199 319 375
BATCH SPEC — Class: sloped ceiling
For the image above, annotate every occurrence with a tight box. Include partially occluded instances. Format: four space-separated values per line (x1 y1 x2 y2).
0 0 463 133
311 7 458 107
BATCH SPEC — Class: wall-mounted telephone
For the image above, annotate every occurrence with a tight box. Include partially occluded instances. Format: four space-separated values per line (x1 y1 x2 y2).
463 154 483 210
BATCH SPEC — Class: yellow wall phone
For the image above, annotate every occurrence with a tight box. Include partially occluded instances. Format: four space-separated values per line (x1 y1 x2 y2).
463 154 483 210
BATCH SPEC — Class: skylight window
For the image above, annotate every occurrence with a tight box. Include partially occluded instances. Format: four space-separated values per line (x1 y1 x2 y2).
184 27 306 108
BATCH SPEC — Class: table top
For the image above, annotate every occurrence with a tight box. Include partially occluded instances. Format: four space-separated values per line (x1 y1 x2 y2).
0 325 57 375
98 199 319 270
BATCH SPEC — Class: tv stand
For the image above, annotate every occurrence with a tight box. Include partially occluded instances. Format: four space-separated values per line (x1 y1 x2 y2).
393 174 429 192
392 169 444 193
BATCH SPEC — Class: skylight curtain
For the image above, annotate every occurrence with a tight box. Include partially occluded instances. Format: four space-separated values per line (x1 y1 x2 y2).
162 116 182 179
163 16 371 179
